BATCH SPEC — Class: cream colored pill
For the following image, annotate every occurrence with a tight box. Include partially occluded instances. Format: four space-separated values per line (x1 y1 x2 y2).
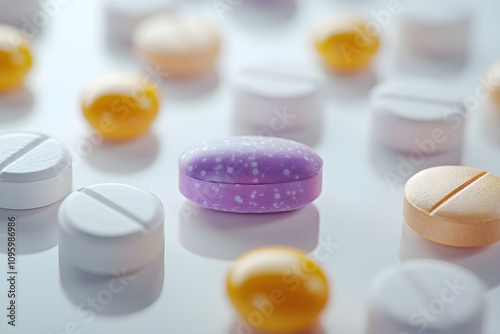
404 166 500 247
487 61 500 107
133 13 221 78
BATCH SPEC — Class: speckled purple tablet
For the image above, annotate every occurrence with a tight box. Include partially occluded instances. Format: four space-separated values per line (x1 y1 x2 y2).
179 136 323 213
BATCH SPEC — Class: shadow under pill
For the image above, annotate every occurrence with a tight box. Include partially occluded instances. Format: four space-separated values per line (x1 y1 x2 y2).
229 0 297 27
59 251 164 316
178 201 320 261
85 131 159 173
159 70 220 100
231 113 323 147
396 50 468 77
105 36 135 62
229 317 325 334
324 66 378 100
399 223 500 290
0 86 34 122
0 202 60 255
482 102 500 148
369 139 462 186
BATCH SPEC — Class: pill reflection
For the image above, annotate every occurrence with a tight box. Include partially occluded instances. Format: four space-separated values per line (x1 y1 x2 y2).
231 113 323 147
399 223 500 289
0 87 34 122
0 201 60 255
228 317 325 334
369 139 462 184
178 202 320 261
85 131 159 173
59 252 164 315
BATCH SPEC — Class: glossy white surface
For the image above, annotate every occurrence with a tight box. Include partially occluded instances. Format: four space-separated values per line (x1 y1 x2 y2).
0 0 499 333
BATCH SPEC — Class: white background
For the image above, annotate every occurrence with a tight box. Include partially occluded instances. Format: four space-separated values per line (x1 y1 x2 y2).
0 0 499 333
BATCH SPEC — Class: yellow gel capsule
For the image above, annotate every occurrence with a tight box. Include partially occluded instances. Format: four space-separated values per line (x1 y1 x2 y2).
227 246 330 333
0 25 33 90
81 73 160 140
311 15 379 72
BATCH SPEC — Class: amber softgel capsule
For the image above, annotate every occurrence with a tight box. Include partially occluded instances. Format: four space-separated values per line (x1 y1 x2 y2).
0 25 33 91
311 14 379 73
81 73 160 140
404 166 500 247
227 246 329 333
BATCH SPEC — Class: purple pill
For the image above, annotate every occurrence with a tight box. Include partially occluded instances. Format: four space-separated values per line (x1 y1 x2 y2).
178 136 323 213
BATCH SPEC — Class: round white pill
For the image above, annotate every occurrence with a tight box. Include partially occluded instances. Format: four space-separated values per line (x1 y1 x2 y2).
233 61 325 131
58 183 164 276
0 132 72 210
370 78 465 153
398 0 472 63
366 259 486 334
105 0 176 47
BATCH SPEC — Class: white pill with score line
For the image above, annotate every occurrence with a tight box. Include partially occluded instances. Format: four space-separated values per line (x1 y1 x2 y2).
370 78 466 153
398 0 472 65
0 132 72 210
58 183 164 276
365 259 486 334
233 61 325 131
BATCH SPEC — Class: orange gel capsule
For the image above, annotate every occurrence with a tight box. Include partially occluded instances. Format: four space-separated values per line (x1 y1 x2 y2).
227 246 330 333
311 15 379 72
81 73 160 140
0 25 33 90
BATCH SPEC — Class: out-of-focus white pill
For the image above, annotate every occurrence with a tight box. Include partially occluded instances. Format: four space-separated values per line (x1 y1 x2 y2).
366 259 486 334
0 132 72 210
370 79 465 153
58 183 164 276
233 61 325 130
0 0 40 30
398 0 472 64
105 0 176 47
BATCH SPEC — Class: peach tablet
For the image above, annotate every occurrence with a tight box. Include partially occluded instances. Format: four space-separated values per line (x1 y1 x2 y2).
404 166 500 247
133 13 221 79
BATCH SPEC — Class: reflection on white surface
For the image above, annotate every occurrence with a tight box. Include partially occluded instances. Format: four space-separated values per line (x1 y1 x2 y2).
59 252 164 315
399 222 500 290
159 70 220 100
0 201 60 255
229 317 325 334
86 131 159 173
396 49 468 76
231 114 323 147
179 202 320 260
0 87 34 122
229 0 297 27
369 139 462 183
482 101 500 148
324 66 378 100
